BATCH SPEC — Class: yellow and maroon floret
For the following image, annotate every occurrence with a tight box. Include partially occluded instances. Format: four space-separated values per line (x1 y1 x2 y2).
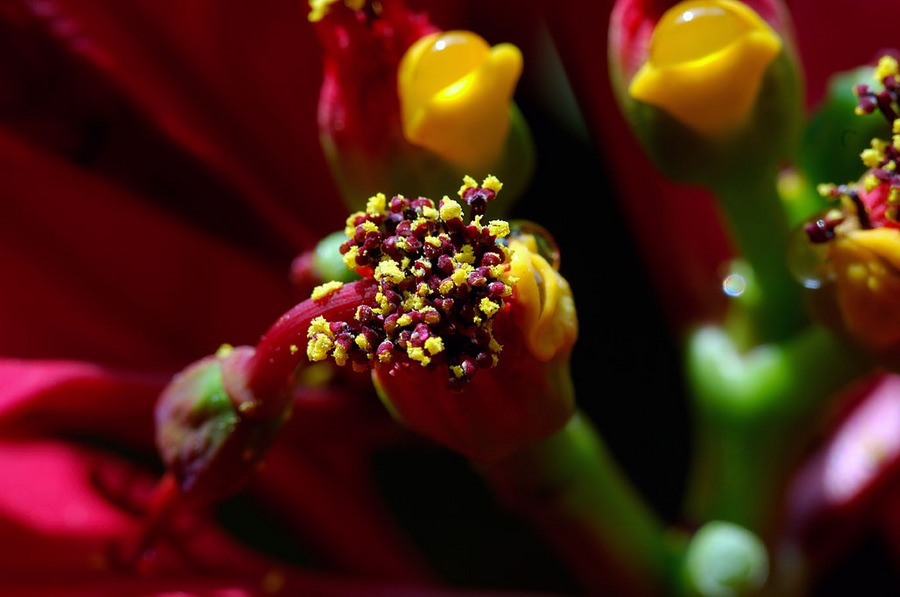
797 55 900 364
307 176 516 389
807 55 900 243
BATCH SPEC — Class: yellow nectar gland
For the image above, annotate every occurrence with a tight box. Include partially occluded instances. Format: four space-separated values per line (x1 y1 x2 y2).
398 32 522 169
628 0 782 137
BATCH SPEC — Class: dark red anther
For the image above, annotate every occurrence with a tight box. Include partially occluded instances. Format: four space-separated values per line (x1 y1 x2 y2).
459 357 478 378
804 219 837 244
390 195 410 212
410 323 431 347
376 340 394 359
481 251 502 266
475 351 494 368
488 281 507 297
396 220 412 236
411 197 434 211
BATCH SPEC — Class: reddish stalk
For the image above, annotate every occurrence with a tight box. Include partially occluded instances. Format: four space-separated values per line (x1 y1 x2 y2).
223 278 378 419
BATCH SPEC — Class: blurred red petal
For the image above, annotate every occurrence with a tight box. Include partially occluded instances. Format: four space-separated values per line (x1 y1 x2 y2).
19 0 347 252
785 373 900 567
251 437 437 583
786 0 900 108
0 359 163 447
0 438 473 594
0 357 446 584
0 130 295 367
10 575 519 597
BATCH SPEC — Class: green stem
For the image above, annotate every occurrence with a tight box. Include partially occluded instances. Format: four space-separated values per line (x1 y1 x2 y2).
685 412 794 534
712 173 806 346
682 323 871 535
480 410 681 595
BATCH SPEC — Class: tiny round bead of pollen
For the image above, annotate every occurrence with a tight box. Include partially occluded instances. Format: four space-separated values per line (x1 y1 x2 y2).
488 281 507 296
459 357 478 378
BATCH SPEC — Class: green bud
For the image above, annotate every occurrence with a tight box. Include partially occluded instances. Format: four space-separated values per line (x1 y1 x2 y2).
314 230 360 283
155 347 288 504
682 521 769 596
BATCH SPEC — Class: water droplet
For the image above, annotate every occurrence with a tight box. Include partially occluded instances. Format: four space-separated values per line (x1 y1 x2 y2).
786 222 834 289
722 273 746 297
509 220 560 270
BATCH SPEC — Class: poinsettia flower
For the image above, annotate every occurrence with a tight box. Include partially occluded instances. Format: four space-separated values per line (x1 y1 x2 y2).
306 176 578 463
220 176 578 465
0 0 579 593
614 0 798 146
10 0 900 592
543 1 735 329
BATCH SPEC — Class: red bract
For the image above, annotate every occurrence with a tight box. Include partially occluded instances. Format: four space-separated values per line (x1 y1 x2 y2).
7 0 900 592
784 372 900 574
0 0 594 590
0 359 439 591
0 1 346 368
787 0 900 109
0 0 505 592
17 0 349 250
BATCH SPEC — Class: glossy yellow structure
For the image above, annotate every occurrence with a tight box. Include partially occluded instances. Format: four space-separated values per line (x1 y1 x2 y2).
628 0 781 137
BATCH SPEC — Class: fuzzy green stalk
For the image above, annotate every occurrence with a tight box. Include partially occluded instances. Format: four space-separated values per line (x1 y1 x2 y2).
682 323 870 534
711 171 807 347
480 410 683 595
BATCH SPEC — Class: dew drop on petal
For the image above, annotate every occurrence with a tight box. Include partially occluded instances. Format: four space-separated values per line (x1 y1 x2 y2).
509 220 560 270
722 273 746 297
786 223 833 290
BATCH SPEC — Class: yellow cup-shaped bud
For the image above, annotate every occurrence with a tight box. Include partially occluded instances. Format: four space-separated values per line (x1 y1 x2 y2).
628 0 782 138
507 235 578 362
827 228 900 351
398 31 523 170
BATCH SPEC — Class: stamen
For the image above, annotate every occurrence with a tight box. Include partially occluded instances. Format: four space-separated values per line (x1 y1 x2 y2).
308 176 515 388
808 56 900 245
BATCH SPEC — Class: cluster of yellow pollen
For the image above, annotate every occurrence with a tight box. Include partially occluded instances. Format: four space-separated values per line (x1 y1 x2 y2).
307 0 366 22
306 176 518 385
811 55 900 240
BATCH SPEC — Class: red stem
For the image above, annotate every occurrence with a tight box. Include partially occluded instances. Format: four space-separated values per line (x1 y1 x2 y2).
119 472 182 575
224 278 378 419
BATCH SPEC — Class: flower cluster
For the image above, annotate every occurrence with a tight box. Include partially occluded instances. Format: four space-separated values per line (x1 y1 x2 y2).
796 55 900 363
307 176 515 388
810 56 900 240
6 0 900 594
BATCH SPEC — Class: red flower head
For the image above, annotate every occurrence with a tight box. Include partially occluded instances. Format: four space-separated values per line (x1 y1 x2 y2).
306 176 578 462
797 55 900 369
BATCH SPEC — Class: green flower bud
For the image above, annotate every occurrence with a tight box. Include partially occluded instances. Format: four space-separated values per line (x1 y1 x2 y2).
155 346 288 504
682 521 769 596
